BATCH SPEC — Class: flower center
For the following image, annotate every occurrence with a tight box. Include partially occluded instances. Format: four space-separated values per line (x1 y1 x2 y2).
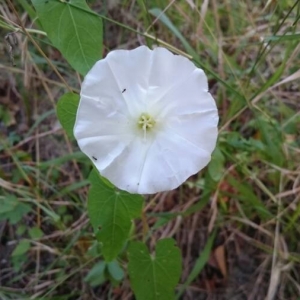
137 113 156 141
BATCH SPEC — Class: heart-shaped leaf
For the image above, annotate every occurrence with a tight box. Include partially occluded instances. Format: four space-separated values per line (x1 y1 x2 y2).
31 0 103 75
128 238 182 300
88 170 144 261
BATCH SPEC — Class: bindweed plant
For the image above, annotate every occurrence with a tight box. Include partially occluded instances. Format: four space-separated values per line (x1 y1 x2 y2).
31 0 218 298
2 0 300 299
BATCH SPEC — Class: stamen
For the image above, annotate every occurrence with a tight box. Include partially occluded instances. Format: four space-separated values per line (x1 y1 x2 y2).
137 113 156 141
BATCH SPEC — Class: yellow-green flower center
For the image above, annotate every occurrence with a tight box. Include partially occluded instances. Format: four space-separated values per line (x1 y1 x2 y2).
137 113 156 140
138 113 155 130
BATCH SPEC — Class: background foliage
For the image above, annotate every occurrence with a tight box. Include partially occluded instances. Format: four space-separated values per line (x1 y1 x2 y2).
0 0 300 299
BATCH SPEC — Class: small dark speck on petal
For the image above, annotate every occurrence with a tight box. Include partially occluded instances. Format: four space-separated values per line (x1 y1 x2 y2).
122 88 126 93
92 156 97 161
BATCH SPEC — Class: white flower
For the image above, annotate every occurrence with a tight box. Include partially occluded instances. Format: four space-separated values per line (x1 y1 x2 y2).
74 46 218 194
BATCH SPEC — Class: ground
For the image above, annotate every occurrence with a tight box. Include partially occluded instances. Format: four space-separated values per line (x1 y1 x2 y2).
0 0 300 299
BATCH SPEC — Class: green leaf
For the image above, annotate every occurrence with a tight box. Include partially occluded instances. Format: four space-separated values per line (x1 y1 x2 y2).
56 92 80 139
128 238 182 300
12 240 31 257
208 147 225 182
88 170 144 261
31 0 103 75
29 227 44 239
84 261 106 287
107 260 124 282
0 195 31 224
0 195 17 213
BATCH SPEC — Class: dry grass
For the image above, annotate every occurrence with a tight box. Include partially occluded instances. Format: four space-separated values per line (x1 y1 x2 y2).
0 0 300 299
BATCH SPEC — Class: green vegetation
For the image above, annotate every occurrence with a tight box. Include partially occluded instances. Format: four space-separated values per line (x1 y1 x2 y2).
0 0 299 299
